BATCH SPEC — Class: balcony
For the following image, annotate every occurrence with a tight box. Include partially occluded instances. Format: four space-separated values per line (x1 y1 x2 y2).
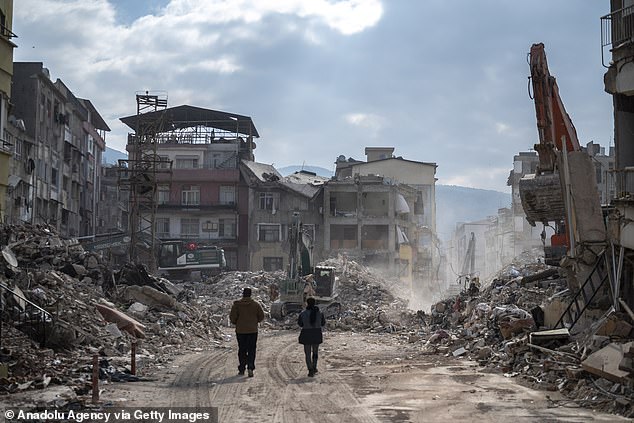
602 6 634 66
157 201 237 212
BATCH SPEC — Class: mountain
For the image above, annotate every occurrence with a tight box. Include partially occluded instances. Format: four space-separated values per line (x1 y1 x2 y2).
103 147 127 165
435 185 511 241
277 165 334 178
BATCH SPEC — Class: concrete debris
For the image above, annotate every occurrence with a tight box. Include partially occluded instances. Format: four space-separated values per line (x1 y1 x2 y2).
420 249 634 418
0 225 632 418
582 342 634 383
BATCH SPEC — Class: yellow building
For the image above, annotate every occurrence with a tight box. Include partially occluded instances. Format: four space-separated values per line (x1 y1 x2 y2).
0 0 16 222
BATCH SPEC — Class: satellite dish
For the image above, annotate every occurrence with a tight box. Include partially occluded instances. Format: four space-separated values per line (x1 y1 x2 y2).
337 155 346 162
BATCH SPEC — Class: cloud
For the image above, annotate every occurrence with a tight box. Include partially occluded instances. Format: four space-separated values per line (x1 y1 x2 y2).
345 112 385 137
11 0 612 197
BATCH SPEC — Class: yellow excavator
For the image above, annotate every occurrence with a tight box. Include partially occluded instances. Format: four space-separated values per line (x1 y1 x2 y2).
270 212 340 319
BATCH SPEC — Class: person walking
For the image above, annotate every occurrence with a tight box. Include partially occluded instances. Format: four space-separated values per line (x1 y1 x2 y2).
297 297 326 377
229 287 265 377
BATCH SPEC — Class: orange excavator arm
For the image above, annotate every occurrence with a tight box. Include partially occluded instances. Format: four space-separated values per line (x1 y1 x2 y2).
529 42 581 174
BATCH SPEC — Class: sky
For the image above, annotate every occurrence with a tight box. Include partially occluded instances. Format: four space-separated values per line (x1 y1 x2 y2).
12 0 613 192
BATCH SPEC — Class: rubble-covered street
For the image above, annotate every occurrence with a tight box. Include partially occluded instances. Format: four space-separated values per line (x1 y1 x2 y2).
0 224 633 421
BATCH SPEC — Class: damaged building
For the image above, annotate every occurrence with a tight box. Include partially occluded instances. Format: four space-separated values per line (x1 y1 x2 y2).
120 104 259 270
327 147 439 289
6 62 109 237
240 163 327 271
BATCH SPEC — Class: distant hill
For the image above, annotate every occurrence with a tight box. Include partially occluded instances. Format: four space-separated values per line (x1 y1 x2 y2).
103 147 127 165
277 165 334 178
436 185 510 241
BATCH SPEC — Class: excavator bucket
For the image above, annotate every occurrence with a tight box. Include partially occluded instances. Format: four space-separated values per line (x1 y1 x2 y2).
519 173 566 226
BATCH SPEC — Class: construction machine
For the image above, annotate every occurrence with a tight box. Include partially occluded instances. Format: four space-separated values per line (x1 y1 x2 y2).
519 43 606 266
270 212 340 319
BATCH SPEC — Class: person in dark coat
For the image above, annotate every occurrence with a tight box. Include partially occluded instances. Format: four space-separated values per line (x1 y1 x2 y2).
230 287 265 377
297 297 326 377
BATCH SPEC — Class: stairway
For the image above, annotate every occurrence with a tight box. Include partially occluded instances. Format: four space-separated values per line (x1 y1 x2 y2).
554 250 610 334
0 281 51 349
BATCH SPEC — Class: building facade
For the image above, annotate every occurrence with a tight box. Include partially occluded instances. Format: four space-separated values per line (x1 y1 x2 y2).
9 62 108 236
241 162 326 272
333 147 439 284
120 105 258 270
0 0 15 222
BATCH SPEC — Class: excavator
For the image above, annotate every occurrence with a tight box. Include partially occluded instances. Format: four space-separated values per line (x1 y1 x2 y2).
519 43 606 267
270 212 340 320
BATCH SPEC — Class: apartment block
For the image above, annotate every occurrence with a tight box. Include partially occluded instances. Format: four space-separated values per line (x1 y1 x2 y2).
9 62 109 236
0 0 15 222
332 147 438 283
323 174 419 283
241 162 327 271
120 105 258 270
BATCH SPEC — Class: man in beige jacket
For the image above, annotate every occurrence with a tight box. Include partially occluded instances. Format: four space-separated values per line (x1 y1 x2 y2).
229 287 265 377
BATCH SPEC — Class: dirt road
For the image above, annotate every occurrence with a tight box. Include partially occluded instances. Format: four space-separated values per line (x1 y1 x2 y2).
104 330 628 422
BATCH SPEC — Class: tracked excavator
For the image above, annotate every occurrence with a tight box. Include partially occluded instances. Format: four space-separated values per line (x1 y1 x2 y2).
270 212 340 320
519 43 606 267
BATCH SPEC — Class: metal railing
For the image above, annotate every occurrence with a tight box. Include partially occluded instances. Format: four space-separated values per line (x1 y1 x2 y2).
609 167 634 200
0 281 52 349
0 23 17 39
601 6 634 67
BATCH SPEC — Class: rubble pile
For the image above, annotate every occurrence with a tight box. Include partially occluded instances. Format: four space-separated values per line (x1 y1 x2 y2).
425 249 634 417
190 257 416 333
0 224 224 405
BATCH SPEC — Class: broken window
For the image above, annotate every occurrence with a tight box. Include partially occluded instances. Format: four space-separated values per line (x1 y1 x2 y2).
361 225 389 250
330 224 357 249
362 192 389 217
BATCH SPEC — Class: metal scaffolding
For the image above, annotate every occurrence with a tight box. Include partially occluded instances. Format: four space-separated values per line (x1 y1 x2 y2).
118 92 172 271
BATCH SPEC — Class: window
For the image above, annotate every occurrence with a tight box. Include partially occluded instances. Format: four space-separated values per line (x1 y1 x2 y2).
181 218 199 237
158 185 170 204
181 185 200 205
13 138 22 159
202 221 219 232
259 192 279 211
219 218 236 238
175 155 199 169
51 167 59 188
258 223 281 242
156 218 170 237
220 185 236 205
263 257 283 271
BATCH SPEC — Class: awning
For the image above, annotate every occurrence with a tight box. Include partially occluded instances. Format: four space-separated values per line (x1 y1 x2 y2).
396 226 409 244
395 193 410 214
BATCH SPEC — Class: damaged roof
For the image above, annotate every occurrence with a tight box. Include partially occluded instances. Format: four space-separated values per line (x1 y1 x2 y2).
120 105 259 137
241 160 282 183
280 170 328 199
241 163 326 199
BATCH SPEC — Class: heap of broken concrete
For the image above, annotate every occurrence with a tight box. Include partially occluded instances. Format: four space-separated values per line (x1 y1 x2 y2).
0 224 224 409
424 249 634 417
0 223 421 410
